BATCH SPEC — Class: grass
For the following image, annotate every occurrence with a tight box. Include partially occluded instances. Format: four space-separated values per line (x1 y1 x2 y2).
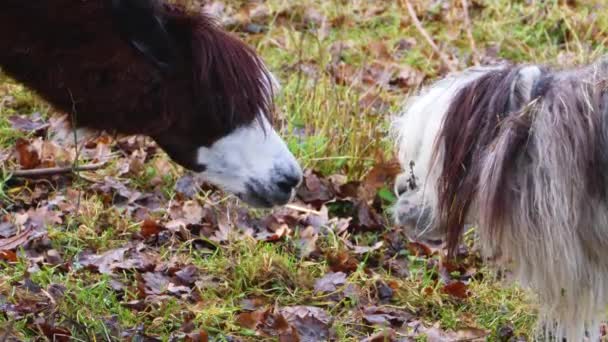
2 0 607 340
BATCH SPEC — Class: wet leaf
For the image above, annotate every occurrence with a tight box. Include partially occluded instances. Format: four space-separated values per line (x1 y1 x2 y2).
0 250 18 262
140 219 164 238
8 114 49 133
280 306 332 342
0 227 36 251
442 281 469 299
236 309 267 330
78 245 156 274
15 138 40 169
314 272 347 294
327 250 359 273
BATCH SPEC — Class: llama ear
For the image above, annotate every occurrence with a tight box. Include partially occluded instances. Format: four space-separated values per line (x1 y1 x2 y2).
109 0 176 71
508 66 542 112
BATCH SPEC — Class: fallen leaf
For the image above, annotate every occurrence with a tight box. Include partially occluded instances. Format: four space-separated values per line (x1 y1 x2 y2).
314 272 347 294
15 138 40 169
359 161 401 201
442 281 469 299
0 227 35 251
78 245 156 274
280 306 332 342
361 329 397 342
175 174 199 199
0 250 18 262
236 309 268 329
296 170 335 207
327 250 358 273
140 219 164 238
185 330 209 342
174 265 199 286
34 318 71 342
362 306 413 327
8 114 49 133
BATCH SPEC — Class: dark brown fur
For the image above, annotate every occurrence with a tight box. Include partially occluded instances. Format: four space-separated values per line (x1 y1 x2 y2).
0 0 273 170
432 66 528 254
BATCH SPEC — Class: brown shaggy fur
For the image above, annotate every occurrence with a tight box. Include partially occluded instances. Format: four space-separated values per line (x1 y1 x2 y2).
0 0 273 170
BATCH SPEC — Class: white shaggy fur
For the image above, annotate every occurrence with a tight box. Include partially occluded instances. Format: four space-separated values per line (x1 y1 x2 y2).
391 58 608 341
390 66 500 238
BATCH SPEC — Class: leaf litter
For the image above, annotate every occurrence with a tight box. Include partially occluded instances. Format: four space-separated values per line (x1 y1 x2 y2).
0 0 529 340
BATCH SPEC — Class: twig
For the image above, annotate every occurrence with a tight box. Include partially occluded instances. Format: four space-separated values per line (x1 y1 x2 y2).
285 204 323 216
67 88 83 213
402 0 456 73
9 162 107 178
461 0 480 65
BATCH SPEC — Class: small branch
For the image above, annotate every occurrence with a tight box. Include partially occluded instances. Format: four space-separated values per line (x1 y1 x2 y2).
285 204 323 216
461 0 480 65
8 162 107 178
402 0 457 73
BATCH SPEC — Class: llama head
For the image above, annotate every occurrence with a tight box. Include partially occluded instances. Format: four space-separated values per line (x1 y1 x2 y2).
110 0 302 207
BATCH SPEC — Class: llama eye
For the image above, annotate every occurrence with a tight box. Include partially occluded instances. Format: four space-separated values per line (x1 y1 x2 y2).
396 183 408 196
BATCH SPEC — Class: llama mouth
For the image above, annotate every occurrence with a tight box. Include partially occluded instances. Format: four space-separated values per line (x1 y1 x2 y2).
238 184 294 208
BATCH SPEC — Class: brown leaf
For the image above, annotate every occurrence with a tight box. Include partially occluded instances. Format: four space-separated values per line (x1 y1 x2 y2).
314 272 347 294
327 250 358 273
236 309 268 329
407 241 434 257
140 219 164 238
442 281 469 299
175 174 199 199
9 114 49 133
169 200 205 225
0 227 35 251
45 249 63 265
92 177 143 203
0 250 18 262
34 318 71 342
410 321 488 341
455 327 490 340
280 306 332 342
0 221 16 238
141 272 170 295
185 330 209 342
296 170 335 207
360 161 401 201
240 297 267 311
15 138 40 169
78 245 156 274
355 200 384 231
351 241 383 255
174 265 199 286
361 329 397 342
362 306 413 327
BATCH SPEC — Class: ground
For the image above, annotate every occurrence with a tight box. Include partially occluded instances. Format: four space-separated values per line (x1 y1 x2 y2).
1 0 607 341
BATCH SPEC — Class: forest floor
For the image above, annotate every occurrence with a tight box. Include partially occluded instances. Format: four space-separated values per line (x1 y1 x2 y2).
2 0 608 340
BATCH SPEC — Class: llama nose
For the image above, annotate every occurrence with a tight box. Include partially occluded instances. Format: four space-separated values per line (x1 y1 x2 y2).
276 174 301 193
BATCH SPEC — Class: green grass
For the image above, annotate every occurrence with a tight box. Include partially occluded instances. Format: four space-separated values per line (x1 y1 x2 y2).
3 0 608 340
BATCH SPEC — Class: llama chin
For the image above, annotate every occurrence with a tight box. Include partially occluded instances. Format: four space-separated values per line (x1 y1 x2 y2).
391 57 608 341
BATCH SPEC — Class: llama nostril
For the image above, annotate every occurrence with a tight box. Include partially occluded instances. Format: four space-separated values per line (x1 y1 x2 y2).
276 175 300 193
